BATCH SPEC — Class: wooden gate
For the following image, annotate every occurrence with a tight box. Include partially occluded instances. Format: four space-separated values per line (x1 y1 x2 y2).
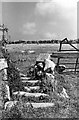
51 38 79 72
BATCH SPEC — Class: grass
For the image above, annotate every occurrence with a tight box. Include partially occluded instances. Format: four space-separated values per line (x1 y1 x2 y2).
2 43 79 118
6 44 78 73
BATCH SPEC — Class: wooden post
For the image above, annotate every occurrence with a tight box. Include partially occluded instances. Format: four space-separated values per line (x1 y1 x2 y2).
0 24 8 47
57 41 62 66
59 41 62 51
75 58 78 73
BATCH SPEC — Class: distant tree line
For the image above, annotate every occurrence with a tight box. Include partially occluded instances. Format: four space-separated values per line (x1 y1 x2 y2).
8 40 26 44
8 39 79 44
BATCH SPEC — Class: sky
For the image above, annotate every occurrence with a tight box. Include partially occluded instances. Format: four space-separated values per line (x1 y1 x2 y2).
1 0 78 41
77 1 79 38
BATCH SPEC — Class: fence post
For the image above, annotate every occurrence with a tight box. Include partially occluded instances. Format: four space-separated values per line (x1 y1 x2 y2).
57 41 62 66
75 58 78 73
59 41 62 51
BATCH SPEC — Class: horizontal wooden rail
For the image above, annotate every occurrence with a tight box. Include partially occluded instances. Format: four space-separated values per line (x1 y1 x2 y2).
65 67 79 69
51 52 79 58
63 71 79 73
51 56 78 59
58 50 79 51
57 62 79 64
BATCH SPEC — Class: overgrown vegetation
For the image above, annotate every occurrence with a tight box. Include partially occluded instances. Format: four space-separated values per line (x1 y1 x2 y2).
1 44 78 118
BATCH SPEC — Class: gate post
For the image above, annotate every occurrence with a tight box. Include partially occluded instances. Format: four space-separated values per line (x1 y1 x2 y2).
75 58 78 73
57 41 62 66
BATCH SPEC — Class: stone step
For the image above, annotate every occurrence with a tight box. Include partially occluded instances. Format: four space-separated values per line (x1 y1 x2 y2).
26 102 55 108
22 80 41 86
13 91 49 97
24 86 40 91
4 101 55 109
20 73 27 77
22 80 39 83
22 80 40 86
21 77 31 80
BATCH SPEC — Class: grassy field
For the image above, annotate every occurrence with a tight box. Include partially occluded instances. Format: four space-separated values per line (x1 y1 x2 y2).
6 43 79 73
2 43 79 118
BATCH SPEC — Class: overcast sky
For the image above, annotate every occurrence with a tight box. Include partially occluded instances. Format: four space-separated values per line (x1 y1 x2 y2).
1 0 78 41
